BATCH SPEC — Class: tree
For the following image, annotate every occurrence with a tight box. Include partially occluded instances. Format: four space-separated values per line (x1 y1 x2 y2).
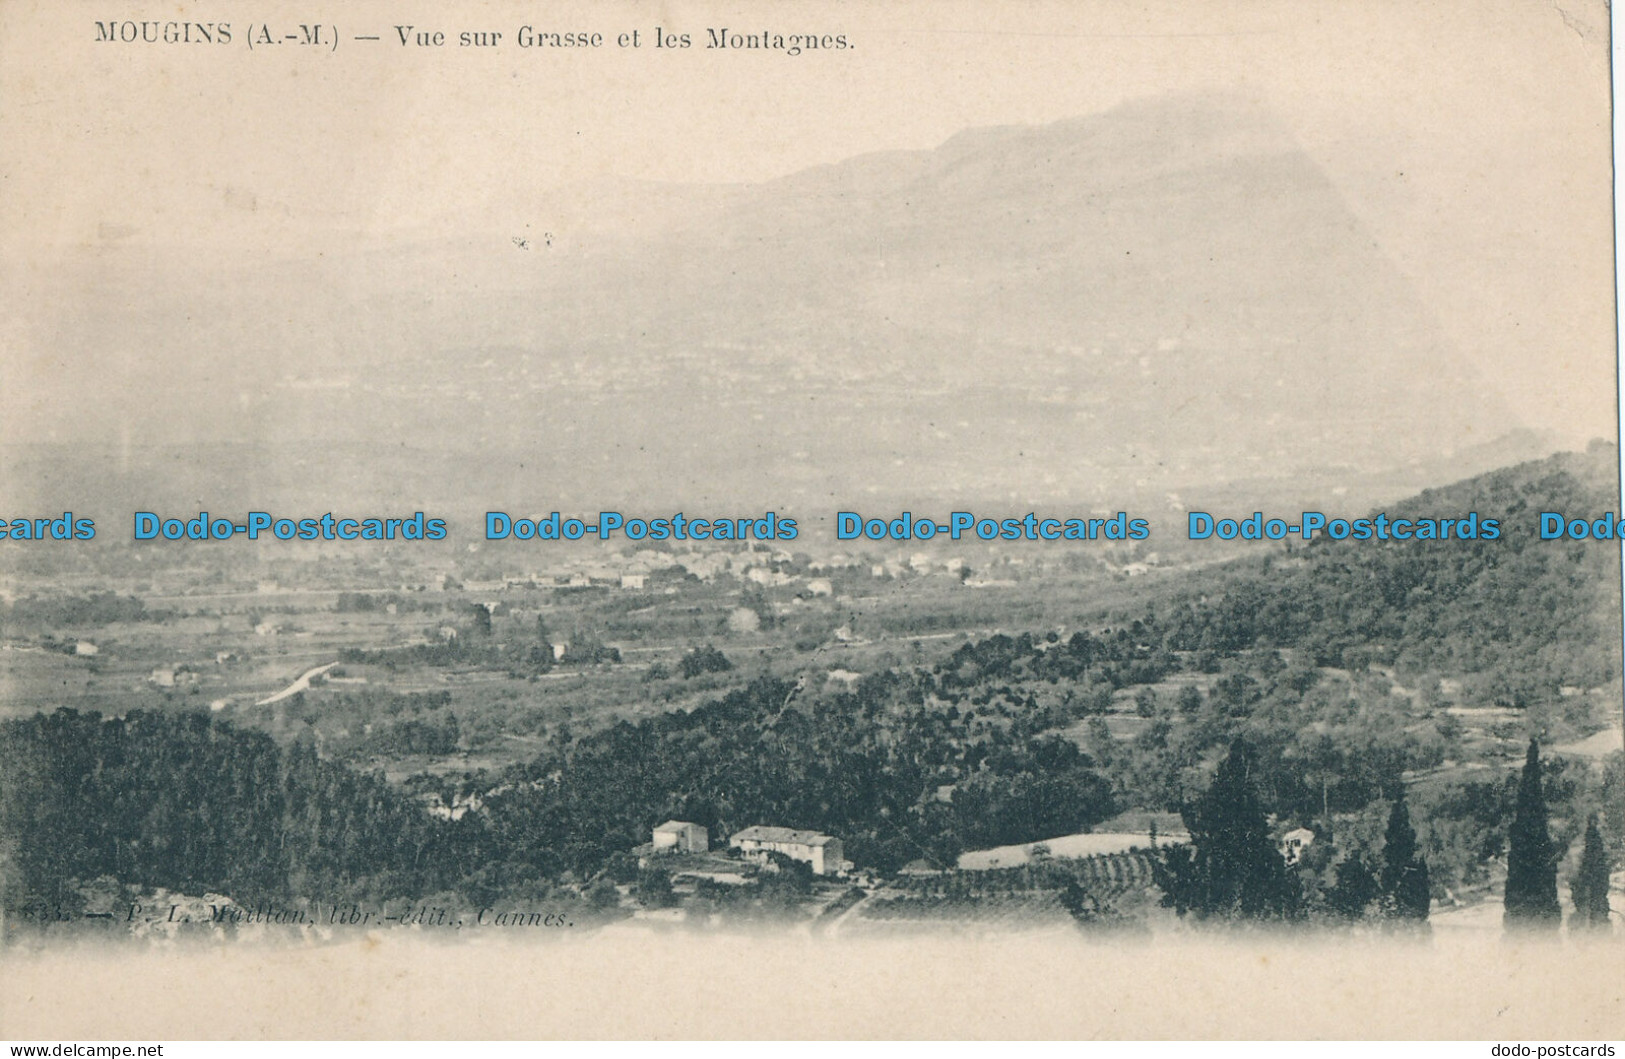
1154 740 1298 920
1568 815 1613 931
1328 856 1379 919
1379 795 1431 922
561 630 621 665
1504 739 1561 929
678 645 732 679
1133 687 1157 718
634 864 675 908
586 875 622 911
1059 878 1097 920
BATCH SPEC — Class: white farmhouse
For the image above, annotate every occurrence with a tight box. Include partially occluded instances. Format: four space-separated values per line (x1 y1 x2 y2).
651 820 709 854
730 825 845 876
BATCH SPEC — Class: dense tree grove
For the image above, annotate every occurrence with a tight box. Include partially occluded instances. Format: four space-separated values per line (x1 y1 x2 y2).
0 593 164 632
0 674 1122 908
478 673 1117 877
0 710 474 914
678 645 733 679
1154 741 1298 920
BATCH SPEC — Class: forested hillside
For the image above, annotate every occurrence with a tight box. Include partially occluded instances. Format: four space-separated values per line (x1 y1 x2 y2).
0 710 474 913
480 672 1116 876
1157 444 1622 698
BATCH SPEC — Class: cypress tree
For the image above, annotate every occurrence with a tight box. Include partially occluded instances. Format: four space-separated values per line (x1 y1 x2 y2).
1328 855 1379 919
1154 740 1297 920
1504 739 1561 929
1568 815 1613 930
1380 795 1431 921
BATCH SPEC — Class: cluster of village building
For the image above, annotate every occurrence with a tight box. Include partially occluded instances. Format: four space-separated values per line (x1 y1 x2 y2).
636 817 1317 882
639 819 849 877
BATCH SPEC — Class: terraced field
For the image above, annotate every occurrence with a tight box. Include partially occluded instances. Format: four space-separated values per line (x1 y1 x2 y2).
854 849 1161 929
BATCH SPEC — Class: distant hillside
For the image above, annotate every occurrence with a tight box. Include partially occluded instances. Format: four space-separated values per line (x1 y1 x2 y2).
1143 442 1623 701
7 93 1532 515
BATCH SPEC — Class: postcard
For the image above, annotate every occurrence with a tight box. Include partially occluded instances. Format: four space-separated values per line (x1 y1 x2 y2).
0 0 1619 1041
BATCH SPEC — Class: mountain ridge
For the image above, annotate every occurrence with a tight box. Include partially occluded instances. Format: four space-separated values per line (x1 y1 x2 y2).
4 93 1529 514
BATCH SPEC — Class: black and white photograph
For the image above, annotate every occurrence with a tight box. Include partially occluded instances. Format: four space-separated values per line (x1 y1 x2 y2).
0 0 1620 1041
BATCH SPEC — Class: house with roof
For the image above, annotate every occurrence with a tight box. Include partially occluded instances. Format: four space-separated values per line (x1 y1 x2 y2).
651 820 709 854
1279 826 1316 865
730 825 845 876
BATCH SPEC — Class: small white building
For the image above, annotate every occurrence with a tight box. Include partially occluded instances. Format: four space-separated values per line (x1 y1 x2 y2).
73 641 98 656
1280 827 1316 865
730 825 845 876
652 820 709 854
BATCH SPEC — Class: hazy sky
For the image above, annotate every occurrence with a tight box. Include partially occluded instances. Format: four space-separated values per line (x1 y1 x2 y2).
1 0 1615 440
